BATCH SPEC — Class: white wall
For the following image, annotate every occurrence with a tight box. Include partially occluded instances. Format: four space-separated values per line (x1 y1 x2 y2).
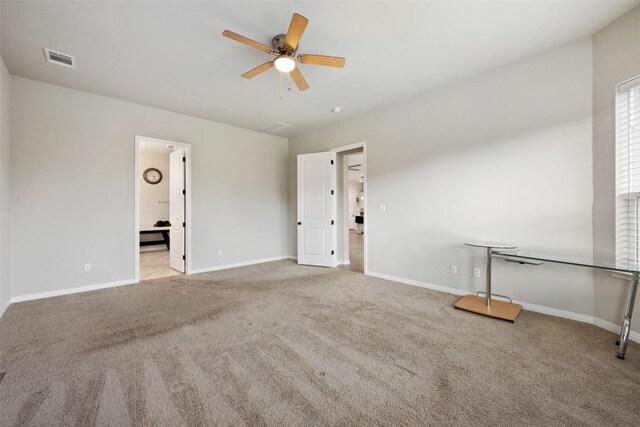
139 149 170 228
593 5 640 331
0 55 10 316
290 38 596 319
138 147 171 251
348 181 363 214
10 76 289 299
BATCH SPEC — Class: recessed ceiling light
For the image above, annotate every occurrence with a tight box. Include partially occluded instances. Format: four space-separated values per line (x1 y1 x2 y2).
332 107 342 113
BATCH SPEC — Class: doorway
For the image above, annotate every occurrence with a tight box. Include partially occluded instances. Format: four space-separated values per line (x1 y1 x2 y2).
134 136 192 282
345 152 365 273
295 141 367 273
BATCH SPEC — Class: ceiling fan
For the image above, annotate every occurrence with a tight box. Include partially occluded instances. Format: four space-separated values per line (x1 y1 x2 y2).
222 13 345 91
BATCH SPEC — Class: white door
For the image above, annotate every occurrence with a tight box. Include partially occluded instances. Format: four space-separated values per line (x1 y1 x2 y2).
169 148 185 272
297 152 336 267
348 190 356 229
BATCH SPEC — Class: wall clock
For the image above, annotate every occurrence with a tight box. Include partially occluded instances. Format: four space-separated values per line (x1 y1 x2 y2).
143 168 162 185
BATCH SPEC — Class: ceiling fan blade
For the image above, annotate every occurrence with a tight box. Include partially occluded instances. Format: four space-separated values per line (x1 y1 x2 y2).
223 30 272 54
289 67 309 91
242 62 274 79
298 54 346 68
284 13 309 50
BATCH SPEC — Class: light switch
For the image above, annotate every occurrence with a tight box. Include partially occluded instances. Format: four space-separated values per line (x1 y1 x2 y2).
379 204 386 212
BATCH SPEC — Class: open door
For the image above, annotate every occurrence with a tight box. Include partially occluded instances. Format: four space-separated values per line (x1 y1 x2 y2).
169 148 185 272
297 152 336 267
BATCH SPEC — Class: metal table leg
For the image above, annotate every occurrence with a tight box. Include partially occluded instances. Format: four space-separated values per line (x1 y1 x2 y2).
617 272 639 359
454 245 521 322
486 247 492 307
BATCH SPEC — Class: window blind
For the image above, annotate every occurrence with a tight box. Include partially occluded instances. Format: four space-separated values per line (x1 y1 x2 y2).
616 76 640 265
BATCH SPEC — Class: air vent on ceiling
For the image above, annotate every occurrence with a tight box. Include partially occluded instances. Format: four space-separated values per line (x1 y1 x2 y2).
260 122 290 133
43 48 76 69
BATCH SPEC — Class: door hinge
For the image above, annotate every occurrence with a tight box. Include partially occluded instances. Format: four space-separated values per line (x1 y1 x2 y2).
331 160 334 165
331 250 335 255
182 189 186 195
331 220 334 225
331 190 334 195
183 157 186 162
182 255 186 260
182 222 185 228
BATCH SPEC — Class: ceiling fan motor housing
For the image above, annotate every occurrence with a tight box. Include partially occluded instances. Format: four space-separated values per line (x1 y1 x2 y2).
272 34 297 56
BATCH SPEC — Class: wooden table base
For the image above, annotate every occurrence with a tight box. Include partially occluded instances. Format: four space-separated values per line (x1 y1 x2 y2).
455 295 522 322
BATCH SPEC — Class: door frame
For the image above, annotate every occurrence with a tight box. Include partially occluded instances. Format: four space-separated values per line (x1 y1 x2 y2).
348 190 356 230
330 141 367 274
134 135 192 282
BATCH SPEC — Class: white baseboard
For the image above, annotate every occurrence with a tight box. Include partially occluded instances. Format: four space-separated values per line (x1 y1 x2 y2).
366 270 640 343
11 278 137 304
1 298 11 318
516 300 595 324
367 271 470 297
7 262 637 345
190 255 295 275
7 257 297 306
338 259 351 266
594 317 640 343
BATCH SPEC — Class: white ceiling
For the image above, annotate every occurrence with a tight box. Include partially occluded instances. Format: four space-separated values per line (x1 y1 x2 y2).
139 139 174 155
1 1 638 137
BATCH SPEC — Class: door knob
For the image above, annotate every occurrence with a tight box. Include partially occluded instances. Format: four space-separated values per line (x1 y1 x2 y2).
297 222 302 225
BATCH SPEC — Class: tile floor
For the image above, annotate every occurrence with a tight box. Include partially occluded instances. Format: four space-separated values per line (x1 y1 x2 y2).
347 230 364 273
140 250 183 280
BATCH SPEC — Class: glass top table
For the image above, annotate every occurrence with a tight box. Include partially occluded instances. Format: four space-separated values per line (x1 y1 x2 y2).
492 249 640 274
461 242 640 359
464 242 518 250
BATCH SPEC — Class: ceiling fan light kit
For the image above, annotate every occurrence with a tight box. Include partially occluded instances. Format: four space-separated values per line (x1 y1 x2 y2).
274 55 296 72
223 13 345 91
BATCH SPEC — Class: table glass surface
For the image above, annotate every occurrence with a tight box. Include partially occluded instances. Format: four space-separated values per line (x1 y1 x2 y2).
492 249 640 273
464 242 518 249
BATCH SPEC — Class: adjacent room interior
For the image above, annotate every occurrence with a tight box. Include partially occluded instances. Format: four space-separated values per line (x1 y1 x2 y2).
1 1 640 425
345 152 365 273
137 139 186 280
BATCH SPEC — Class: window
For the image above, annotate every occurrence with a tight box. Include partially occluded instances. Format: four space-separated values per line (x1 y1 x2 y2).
616 76 640 265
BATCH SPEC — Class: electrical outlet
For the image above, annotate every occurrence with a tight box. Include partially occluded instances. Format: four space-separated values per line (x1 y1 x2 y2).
450 264 458 274
84 264 91 272
473 267 481 278
218 249 223 256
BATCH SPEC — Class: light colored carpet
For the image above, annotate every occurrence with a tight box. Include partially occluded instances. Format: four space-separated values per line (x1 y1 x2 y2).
1 260 639 426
